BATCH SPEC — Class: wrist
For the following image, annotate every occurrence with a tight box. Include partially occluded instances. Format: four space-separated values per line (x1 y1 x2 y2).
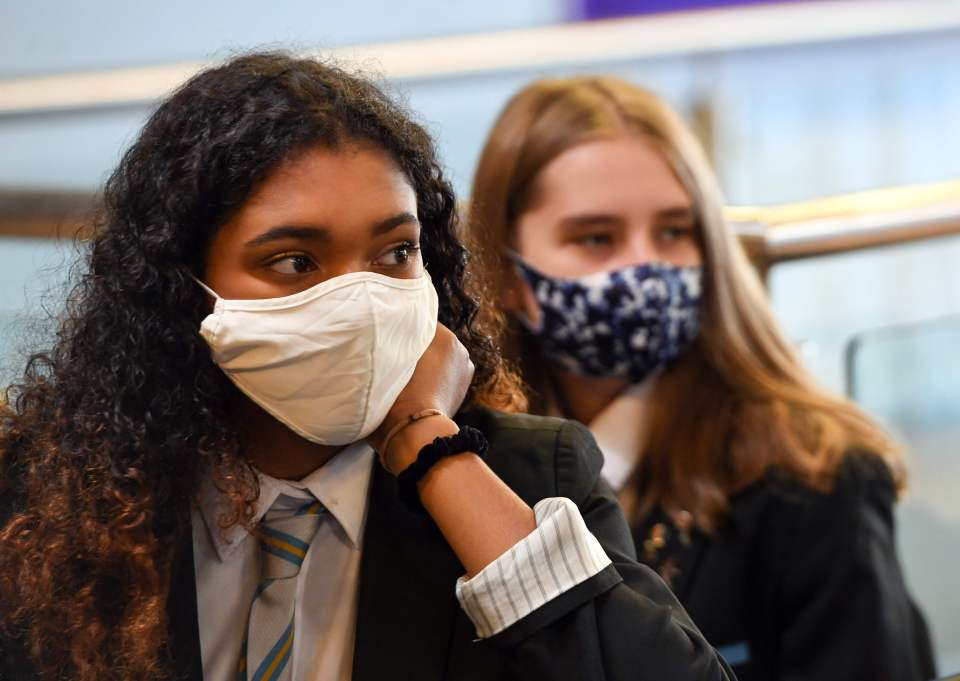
376 408 445 460
395 425 490 514
383 415 460 475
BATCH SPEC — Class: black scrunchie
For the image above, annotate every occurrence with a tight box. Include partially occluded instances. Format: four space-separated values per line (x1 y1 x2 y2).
396 425 489 514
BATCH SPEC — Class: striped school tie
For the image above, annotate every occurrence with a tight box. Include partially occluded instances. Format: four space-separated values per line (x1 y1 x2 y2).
238 493 324 681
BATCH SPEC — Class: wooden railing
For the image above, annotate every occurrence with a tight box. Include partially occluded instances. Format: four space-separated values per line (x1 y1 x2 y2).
0 188 94 239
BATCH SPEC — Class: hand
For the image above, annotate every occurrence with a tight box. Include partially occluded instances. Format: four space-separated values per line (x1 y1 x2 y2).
367 324 475 473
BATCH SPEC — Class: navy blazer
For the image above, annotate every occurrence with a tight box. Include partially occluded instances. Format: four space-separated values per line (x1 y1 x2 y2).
2 408 735 681
633 452 936 681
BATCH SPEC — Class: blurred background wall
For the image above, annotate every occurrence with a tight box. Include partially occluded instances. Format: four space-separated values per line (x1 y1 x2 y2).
2 0 959 673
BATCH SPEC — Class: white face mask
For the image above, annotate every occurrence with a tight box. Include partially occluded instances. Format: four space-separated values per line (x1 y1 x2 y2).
195 270 438 445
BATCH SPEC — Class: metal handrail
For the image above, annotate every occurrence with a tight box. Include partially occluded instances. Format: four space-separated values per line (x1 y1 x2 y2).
726 181 960 274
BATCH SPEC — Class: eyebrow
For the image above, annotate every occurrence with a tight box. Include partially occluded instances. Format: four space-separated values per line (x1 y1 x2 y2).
371 211 419 237
558 214 622 229
243 212 420 248
244 225 329 248
655 207 696 221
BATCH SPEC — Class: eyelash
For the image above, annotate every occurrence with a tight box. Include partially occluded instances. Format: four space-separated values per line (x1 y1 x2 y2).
659 226 695 241
377 241 420 266
571 226 695 252
574 233 614 247
265 241 421 276
266 252 316 274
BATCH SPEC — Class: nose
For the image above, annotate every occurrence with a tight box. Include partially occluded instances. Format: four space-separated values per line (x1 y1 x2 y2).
615 225 658 268
324 255 369 281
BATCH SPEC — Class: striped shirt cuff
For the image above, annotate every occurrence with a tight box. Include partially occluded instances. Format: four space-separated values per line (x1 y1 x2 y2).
454 497 612 639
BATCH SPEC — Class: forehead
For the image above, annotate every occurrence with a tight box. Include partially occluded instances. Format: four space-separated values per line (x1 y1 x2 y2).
223 142 417 237
530 136 691 214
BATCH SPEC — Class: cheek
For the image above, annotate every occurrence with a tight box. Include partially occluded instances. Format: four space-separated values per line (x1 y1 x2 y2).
514 215 571 277
201 234 266 300
202 233 232 291
513 215 545 258
668 240 703 268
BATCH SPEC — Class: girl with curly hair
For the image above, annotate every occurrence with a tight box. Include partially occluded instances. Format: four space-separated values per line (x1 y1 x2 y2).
464 76 935 681
0 54 733 681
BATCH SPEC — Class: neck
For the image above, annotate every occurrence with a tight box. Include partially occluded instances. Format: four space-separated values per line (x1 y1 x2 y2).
233 393 345 480
549 369 632 425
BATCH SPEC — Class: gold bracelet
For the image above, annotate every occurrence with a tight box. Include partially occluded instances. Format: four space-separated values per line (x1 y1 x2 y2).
379 408 445 460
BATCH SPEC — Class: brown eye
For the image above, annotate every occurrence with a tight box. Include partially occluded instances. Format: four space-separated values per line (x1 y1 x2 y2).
575 233 614 248
374 241 421 267
659 226 695 243
267 254 318 274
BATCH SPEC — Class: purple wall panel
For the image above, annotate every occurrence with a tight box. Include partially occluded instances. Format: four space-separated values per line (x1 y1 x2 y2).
578 0 807 20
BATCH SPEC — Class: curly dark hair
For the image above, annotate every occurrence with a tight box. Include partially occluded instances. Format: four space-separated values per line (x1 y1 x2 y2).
0 52 523 681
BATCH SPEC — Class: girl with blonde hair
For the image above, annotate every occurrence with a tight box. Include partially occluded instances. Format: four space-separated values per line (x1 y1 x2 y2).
466 75 935 681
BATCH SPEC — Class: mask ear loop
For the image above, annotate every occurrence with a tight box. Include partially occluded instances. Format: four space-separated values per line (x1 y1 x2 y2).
189 273 222 301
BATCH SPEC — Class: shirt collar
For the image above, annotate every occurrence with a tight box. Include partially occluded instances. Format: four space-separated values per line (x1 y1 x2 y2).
589 381 651 491
198 441 376 562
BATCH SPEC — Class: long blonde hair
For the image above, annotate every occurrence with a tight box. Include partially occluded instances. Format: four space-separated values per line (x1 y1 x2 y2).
466 76 902 532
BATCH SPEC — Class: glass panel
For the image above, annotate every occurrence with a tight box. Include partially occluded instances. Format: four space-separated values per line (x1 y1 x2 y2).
0 238 75 387
847 316 960 675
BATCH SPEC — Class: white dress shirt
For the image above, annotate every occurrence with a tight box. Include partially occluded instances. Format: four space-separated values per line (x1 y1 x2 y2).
587 381 652 491
193 441 612 681
193 441 375 681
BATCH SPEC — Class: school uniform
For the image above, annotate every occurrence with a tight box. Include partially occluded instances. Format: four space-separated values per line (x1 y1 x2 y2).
0 408 734 681
633 453 936 681
578 387 937 681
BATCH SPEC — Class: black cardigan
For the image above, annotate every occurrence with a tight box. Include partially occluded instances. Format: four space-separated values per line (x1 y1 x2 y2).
1 408 735 681
633 452 936 681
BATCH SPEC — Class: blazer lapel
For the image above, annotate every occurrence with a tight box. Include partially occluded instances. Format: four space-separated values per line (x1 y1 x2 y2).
352 463 464 681
167 517 204 681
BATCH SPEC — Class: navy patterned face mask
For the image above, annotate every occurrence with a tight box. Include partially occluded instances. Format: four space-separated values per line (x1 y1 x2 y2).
511 256 703 383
